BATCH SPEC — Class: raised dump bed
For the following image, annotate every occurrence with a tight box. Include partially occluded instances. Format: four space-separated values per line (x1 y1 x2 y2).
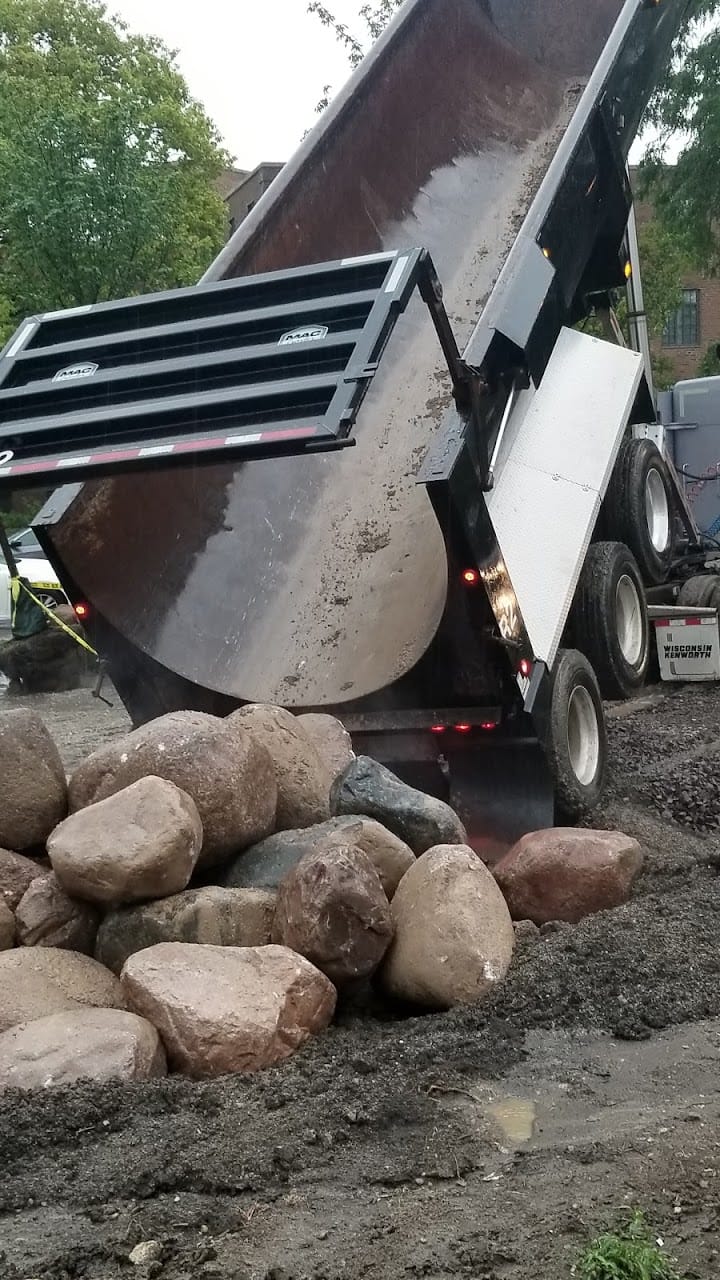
0 0 694 850
32 0 647 716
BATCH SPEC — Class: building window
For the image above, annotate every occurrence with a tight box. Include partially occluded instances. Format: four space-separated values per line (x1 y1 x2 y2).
663 289 700 347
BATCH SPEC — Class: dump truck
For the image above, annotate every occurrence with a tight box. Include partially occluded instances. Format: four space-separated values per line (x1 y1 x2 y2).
0 0 704 854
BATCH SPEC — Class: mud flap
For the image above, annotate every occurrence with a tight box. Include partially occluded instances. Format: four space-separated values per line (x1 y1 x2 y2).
447 741 554 865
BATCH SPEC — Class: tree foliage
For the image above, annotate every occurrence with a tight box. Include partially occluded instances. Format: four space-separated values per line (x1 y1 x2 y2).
641 1 720 273
698 342 720 377
308 1 402 109
0 0 229 336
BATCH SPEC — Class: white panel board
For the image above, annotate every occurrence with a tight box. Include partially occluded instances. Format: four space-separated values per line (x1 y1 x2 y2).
485 327 643 666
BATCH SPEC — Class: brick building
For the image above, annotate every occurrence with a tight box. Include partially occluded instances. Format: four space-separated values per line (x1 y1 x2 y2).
221 163 284 238
631 167 720 383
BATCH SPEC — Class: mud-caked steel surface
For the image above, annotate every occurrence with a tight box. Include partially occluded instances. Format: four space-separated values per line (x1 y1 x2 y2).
43 0 625 713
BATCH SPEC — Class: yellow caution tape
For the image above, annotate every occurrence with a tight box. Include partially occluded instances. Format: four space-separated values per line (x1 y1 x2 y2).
13 577 98 657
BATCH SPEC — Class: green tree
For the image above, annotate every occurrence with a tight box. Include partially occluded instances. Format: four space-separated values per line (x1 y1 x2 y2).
698 342 720 376
308 1 402 109
641 0 720 273
579 220 687 389
0 0 229 331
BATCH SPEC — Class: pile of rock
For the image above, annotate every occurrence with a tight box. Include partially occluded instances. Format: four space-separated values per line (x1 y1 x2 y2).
0 703 644 1091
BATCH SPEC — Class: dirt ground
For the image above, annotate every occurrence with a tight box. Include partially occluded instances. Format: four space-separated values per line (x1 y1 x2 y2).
2 683 720 1279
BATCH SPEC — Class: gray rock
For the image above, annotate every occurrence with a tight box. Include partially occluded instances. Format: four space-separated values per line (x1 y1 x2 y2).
0 847 46 912
296 713 354 781
225 816 414 899
0 948 124 1033
49 776 203 906
331 757 467 854
0 710 67 851
96 886 277 975
227 704 332 830
14 873 99 954
0 902 15 950
68 710 277 869
0 1009 166 1090
381 845 515 1009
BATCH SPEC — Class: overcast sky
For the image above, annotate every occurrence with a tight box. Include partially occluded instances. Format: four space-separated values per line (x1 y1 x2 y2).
108 1 661 170
110 0 365 168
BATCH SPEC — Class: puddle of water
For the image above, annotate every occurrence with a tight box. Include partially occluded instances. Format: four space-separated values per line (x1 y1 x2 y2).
488 1097 537 1144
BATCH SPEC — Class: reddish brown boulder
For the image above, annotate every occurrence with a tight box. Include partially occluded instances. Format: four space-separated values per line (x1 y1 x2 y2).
494 828 644 925
95 886 277 975
15 873 99 953
122 943 336 1077
228 704 332 830
0 848 46 912
48 776 203 906
296 713 354 781
0 710 67 851
0 948 124 1033
382 845 515 1009
273 845 394 986
0 902 14 951
0 1009 166 1089
68 710 277 868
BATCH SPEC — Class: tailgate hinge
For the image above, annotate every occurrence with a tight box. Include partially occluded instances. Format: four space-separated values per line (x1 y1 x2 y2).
417 257 494 488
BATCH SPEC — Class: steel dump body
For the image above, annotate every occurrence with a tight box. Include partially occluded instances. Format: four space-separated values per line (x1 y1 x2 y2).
36 0 678 718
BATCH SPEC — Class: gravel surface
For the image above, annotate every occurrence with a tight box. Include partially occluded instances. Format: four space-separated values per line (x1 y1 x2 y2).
1 682 720 1279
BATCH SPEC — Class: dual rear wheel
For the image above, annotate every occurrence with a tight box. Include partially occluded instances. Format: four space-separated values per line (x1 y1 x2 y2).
545 439 674 815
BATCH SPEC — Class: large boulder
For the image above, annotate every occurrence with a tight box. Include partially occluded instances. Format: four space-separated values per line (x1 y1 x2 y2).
68 710 277 868
332 757 467 854
0 710 67 851
122 943 336 1077
0 1009 166 1090
273 846 394 986
0 902 14 951
382 845 514 1009
494 828 645 925
14 873 99 953
228 705 332 830
0 948 124 1033
96 887 277 975
49 777 203 906
296 713 355 781
226 816 414 900
0 847 46 912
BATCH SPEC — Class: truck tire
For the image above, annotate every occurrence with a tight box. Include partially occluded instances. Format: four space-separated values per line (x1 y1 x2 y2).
543 649 607 820
569 541 649 700
677 574 720 609
603 437 674 585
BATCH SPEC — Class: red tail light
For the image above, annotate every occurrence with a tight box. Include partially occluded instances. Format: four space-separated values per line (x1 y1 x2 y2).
518 657 532 679
461 568 480 586
481 721 498 731
454 723 472 733
74 601 90 621
430 724 446 735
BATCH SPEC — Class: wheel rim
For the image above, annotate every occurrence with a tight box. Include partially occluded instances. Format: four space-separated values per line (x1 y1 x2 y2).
645 467 670 554
567 685 600 787
615 573 644 667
